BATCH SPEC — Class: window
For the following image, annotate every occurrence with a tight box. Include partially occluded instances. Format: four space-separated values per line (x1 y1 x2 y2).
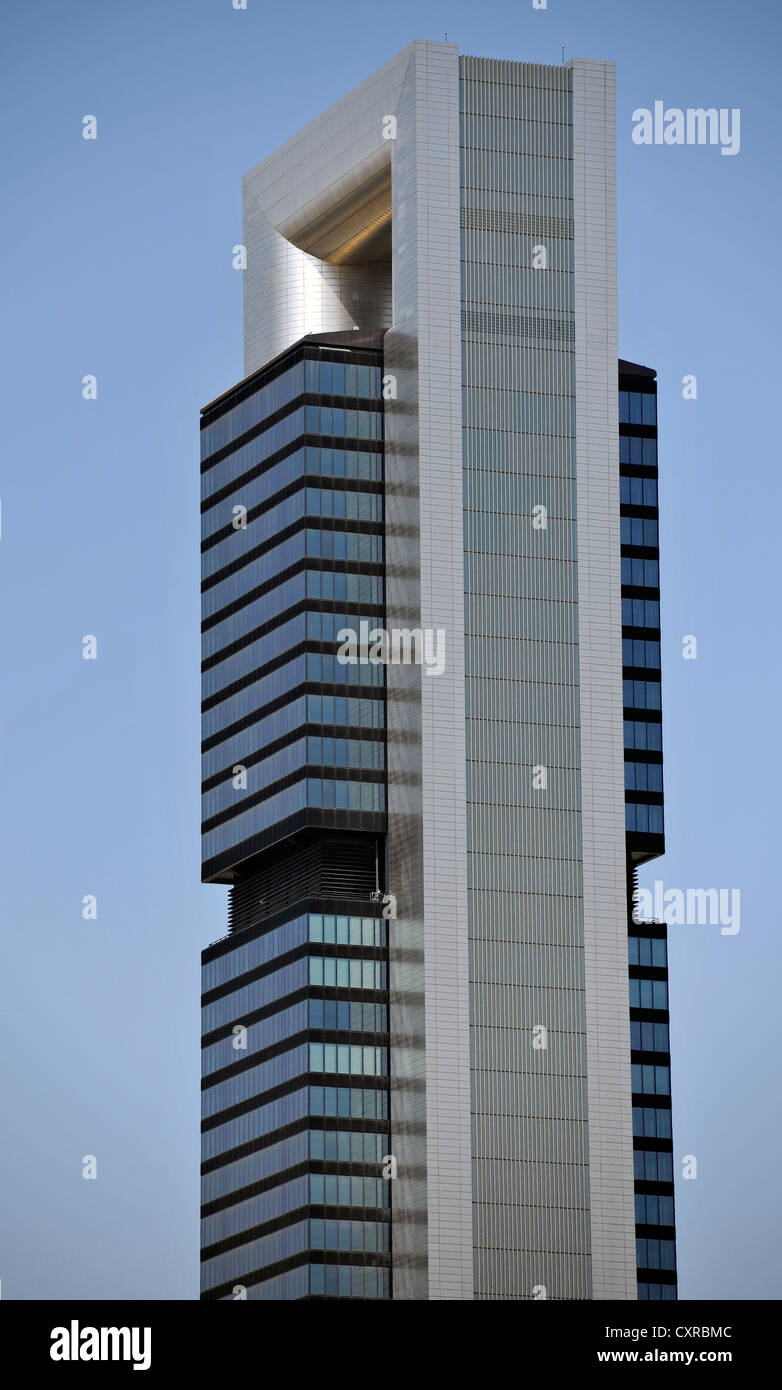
622 639 661 669
308 957 387 990
621 598 660 628
620 435 657 467
623 679 661 710
308 914 386 947
631 1063 671 1096
309 1173 388 1207
626 803 664 833
628 936 667 968
630 1020 670 1052
621 517 659 547
308 1042 386 1077
624 720 662 751
634 1150 674 1182
621 558 659 588
620 476 658 506
625 762 663 792
635 1193 675 1226
636 1238 676 1270
619 391 657 426
629 977 669 1009
632 1106 673 1139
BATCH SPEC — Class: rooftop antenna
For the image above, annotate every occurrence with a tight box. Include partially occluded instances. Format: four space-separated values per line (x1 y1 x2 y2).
561 44 565 64
444 31 448 41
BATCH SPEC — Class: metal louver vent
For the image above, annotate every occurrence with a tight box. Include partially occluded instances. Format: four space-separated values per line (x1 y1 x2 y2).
460 207 573 239
227 834 377 934
461 307 575 342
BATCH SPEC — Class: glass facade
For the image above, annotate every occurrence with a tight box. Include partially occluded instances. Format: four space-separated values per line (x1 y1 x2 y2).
200 338 386 883
201 336 391 1300
620 364 677 1301
201 907 390 1299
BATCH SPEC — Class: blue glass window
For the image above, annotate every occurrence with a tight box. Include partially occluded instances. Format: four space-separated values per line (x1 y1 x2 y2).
624 720 662 751
625 803 665 833
624 762 663 792
629 978 669 1010
631 1063 671 1096
633 1150 674 1182
630 1020 670 1051
628 937 667 968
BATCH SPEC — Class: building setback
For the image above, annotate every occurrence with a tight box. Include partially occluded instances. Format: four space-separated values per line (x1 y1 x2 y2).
199 42 677 1301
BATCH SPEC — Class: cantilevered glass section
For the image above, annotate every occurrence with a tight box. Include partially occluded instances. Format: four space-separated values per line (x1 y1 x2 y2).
200 332 387 884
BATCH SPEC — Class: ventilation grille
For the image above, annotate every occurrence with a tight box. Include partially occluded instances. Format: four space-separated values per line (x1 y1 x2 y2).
462 308 575 342
461 207 573 240
228 835 378 934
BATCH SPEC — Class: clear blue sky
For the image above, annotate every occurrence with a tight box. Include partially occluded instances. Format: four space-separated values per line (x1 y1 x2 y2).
1 0 779 1300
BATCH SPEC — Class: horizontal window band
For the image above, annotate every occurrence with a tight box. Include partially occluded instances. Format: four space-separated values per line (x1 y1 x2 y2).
200 1112 390 1178
202 982 389 1046
202 397 308 472
623 750 663 765
202 1202 390 1264
201 600 386 675
200 1247 390 1301
621 626 661 641
202 475 384 553
202 598 385 674
202 723 386 793
202 945 387 1021
202 1031 306 1092
201 394 383 474
201 765 386 835
202 682 385 755
202 893 387 977
202 557 384 635
201 343 382 430
201 808 387 884
201 1156 391 1220
201 638 387 713
201 1071 389 1134
205 1028 389 1091
202 434 384 515
201 516 383 595
624 791 664 807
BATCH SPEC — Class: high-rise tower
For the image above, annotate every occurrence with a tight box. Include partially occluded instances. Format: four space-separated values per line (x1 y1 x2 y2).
200 42 677 1301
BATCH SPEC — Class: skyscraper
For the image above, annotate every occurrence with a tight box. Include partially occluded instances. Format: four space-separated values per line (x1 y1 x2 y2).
200 41 677 1301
